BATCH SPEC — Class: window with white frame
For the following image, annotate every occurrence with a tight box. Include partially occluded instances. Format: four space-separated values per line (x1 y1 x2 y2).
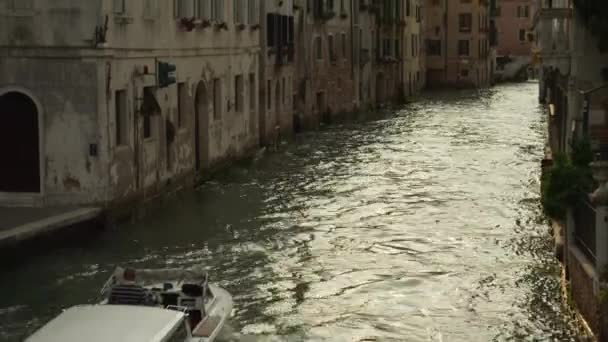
211 0 224 22
196 0 211 19
113 0 126 14
174 0 194 18
143 0 158 18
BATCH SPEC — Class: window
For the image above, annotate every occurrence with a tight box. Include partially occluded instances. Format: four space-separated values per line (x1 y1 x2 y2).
395 39 400 58
411 34 417 57
519 29 526 42
427 39 441 56
248 0 259 26
177 83 186 127
211 0 224 22
315 36 323 60
282 78 286 105
113 0 126 14
328 35 336 61
266 80 272 109
517 5 529 18
341 33 347 59
174 0 194 18
459 13 472 32
142 87 158 139
458 40 469 56
115 90 128 146
213 78 222 120
249 73 256 111
196 0 211 19
461 69 469 77
316 91 325 112
143 0 158 17
234 75 244 113
234 0 246 24
406 0 411 16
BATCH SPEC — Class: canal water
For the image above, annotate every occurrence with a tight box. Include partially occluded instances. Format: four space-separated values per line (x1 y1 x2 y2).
1 82 581 341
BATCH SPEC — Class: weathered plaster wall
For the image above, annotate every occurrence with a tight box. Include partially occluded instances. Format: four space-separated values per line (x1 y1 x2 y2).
0 57 104 205
568 248 601 337
0 0 102 47
1 0 261 206
311 16 357 119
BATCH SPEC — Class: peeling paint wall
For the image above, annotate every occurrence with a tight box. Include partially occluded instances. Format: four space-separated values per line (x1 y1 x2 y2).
101 0 261 203
1 0 261 206
0 57 105 205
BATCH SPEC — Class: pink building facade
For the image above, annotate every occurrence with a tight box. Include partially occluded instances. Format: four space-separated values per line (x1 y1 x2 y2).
425 0 493 88
495 0 536 57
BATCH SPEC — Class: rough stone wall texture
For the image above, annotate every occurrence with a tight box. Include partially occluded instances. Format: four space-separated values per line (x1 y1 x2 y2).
568 249 600 335
1 0 261 207
311 22 357 120
0 57 104 205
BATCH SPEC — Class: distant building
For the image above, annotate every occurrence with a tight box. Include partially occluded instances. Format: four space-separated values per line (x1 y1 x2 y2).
424 0 493 88
259 0 295 144
494 0 537 81
403 0 425 97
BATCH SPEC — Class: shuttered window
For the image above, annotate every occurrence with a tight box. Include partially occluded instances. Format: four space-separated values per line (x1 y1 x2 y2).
248 0 259 25
211 0 224 22
196 0 211 19
113 0 126 14
174 0 194 18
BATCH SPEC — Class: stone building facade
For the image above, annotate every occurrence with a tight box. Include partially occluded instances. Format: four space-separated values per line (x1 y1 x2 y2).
493 0 536 81
0 0 262 207
536 0 608 339
307 0 358 122
403 0 425 98
424 0 493 88
259 0 295 143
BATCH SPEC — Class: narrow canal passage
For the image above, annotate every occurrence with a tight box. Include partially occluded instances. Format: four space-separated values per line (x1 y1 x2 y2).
1 83 581 341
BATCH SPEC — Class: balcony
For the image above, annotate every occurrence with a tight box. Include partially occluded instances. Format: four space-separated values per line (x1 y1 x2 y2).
536 0 572 21
535 14 571 72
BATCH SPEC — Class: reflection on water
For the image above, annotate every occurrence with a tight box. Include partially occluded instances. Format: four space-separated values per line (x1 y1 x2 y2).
0 83 581 341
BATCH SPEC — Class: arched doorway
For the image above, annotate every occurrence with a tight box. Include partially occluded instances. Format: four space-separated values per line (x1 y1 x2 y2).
0 91 40 193
194 82 210 170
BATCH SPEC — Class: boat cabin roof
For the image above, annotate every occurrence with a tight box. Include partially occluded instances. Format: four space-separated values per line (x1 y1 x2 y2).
26 305 186 342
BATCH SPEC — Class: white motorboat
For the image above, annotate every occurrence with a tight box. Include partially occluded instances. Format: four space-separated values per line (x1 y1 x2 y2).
98 266 233 342
27 304 200 342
